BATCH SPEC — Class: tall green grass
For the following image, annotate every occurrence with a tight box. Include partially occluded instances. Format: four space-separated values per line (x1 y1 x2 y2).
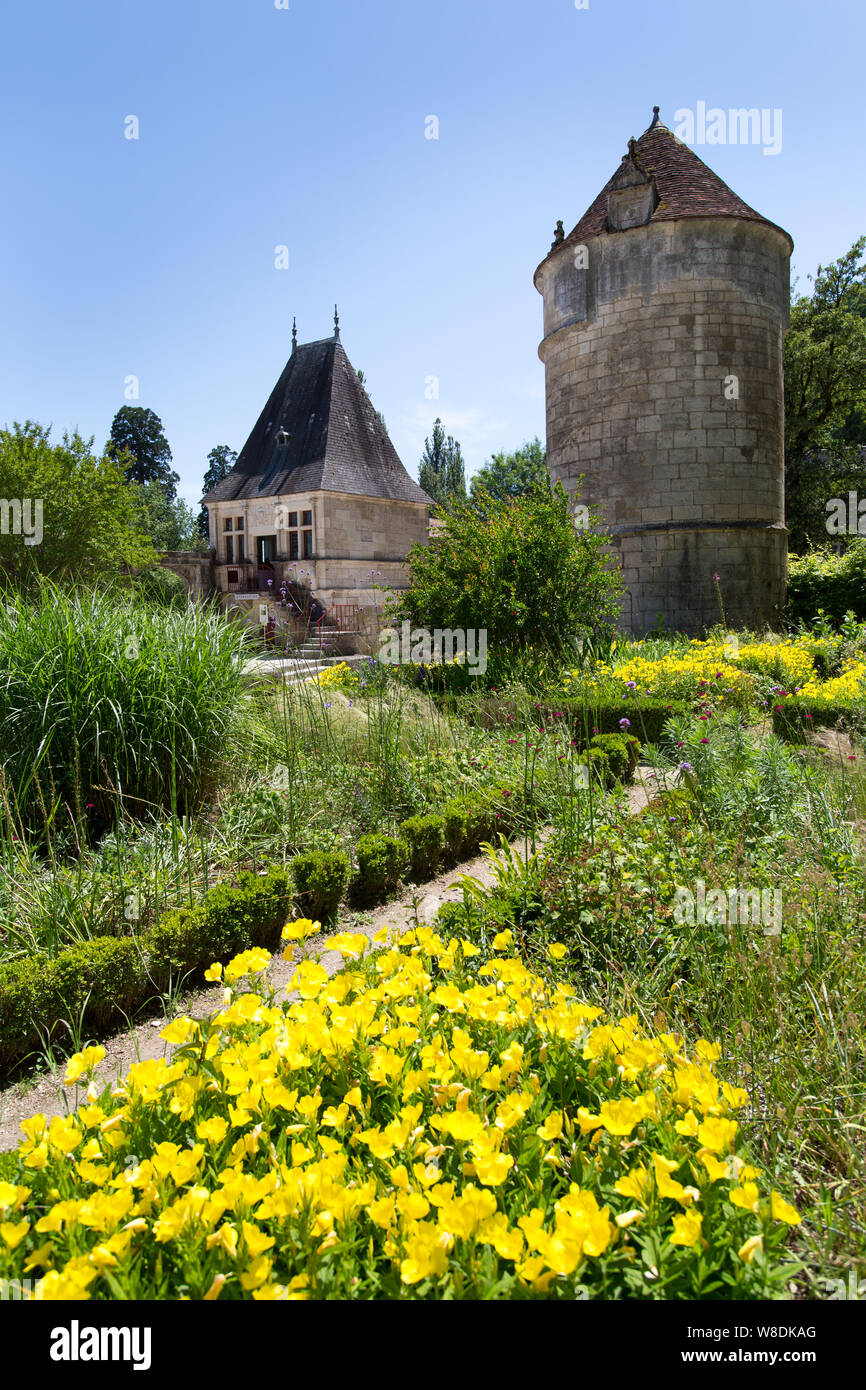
0 581 250 839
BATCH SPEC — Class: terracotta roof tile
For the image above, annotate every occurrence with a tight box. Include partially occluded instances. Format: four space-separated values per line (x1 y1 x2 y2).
535 118 792 282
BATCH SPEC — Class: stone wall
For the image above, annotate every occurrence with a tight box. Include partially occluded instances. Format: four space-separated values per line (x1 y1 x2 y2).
158 552 215 598
536 216 791 633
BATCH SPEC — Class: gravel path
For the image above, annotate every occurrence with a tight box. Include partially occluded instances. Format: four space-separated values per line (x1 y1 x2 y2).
0 774 657 1152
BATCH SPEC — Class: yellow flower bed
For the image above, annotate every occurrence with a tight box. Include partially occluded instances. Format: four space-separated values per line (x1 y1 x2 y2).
310 662 358 692
561 637 819 706
793 659 866 707
0 928 799 1300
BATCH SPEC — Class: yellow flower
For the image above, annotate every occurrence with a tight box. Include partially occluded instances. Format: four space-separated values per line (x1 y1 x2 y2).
548 943 567 961
160 1016 199 1047
474 1153 513 1186
738 1234 763 1263
670 1211 702 1247
491 930 514 952
696 1116 738 1154
770 1191 801 1225
281 918 321 941
64 1045 106 1087
0 1218 30 1250
729 1182 760 1214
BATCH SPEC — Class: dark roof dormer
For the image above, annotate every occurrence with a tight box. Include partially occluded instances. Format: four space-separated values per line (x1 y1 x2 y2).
606 137 659 231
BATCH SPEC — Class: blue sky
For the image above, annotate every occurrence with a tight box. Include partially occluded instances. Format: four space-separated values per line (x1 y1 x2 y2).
1 0 864 505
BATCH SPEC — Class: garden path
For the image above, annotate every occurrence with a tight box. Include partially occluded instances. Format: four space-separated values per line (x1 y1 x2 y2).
0 775 657 1150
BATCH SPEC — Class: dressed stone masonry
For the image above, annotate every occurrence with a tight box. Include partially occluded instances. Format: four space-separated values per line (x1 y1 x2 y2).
202 312 431 620
535 108 793 634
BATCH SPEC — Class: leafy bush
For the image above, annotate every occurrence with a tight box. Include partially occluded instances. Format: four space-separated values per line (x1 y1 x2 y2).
398 814 446 879
392 481 623 681
290 850 350 921
353 834 409 905
589 733 640 782
0 930 800 1299
787 545 866 624
442 801 469 860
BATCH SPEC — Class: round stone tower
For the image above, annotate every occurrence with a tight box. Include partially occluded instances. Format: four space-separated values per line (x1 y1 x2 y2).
534 108 793 634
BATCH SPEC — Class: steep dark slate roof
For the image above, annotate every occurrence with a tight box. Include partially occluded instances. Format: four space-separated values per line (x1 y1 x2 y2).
203 336 430 505
535 116 792 282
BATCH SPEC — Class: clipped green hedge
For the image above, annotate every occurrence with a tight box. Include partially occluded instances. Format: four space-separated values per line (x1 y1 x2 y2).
398 814 446 879
552 699 689 747
353 834 409 906
291 850 351 922
0 866 293 1074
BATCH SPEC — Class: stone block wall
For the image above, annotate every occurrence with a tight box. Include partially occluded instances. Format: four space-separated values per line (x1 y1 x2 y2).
536 216 791 632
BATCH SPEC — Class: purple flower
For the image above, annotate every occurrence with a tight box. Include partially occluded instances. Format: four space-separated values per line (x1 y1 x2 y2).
626 680 637 690
619 718 631 730
713 573 721 582
679 761 692 772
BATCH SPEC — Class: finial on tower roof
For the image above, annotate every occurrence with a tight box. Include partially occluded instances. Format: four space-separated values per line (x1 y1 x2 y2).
292 317 297 353
649 106 661 128
334 304 340 341
552 219 565 249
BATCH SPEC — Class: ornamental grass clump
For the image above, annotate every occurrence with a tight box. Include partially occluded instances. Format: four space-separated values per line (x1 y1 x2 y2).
0 927 799 1300
0 581 249 836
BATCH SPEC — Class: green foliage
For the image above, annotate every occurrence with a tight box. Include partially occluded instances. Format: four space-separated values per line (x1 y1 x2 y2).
137 480 206 553
588 732 640 782
107 406 178 493
784 237 866 552
394 481 623 677
353 833 409 905
418 418 466 505
0 421 157 589
398 813 446 879
469 438 548 500
0 867 292 1072
199 445 237 540
0 581 250 834
290 850 350 921
130 566 189 609
787 545 866 623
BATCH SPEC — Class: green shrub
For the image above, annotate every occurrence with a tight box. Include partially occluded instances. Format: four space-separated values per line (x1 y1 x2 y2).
353 834 409 905
290 850 350 921
391 480 623 681
462 796 500 854
0 866 293 1075
442 801 469 860
579 745 612 788
588 732 641 783
398 814 446 879
0 937 145 1070
550 699 688 747
787 546 866 625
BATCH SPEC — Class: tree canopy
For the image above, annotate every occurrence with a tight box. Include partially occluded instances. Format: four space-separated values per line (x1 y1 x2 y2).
198 444 237 541
469 438 548 500
418 418 466 505
784 236 866 552
107 406 179 494
0 421 157 589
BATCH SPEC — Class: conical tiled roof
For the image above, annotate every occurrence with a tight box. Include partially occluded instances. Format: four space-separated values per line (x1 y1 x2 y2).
535 112 792 281
204 335 430 505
